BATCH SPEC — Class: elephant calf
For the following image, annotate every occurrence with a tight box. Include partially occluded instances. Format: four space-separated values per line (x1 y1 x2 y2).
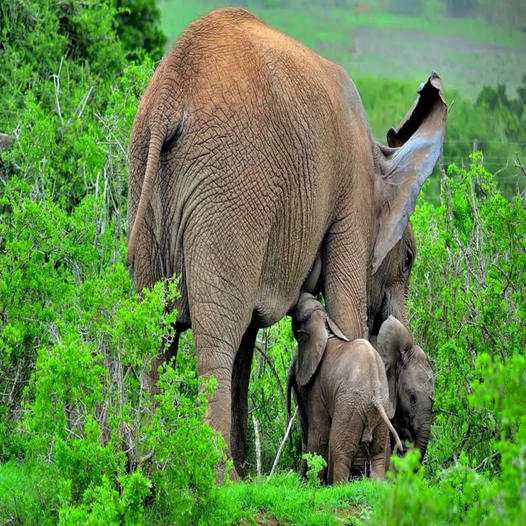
287 293 402 484
376 316 435 460
351 316 435 476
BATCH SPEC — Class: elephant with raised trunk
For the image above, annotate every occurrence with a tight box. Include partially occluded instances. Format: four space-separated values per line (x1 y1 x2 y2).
126 6 446 476
287 293 403 483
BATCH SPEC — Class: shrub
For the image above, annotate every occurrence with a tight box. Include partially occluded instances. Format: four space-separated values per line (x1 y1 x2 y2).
409 153 525 473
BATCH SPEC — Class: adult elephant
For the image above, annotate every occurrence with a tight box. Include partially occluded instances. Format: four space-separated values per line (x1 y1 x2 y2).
126 7 447 477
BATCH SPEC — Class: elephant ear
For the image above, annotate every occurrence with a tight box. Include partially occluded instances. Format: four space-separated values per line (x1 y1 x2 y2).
376 316 413 411
372 73 447 274
295 309 329 387
375 351 396 419
326 316 350 342
384 399 395 420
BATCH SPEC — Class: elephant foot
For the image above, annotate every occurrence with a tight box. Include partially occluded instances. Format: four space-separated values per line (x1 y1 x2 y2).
215 456 239 485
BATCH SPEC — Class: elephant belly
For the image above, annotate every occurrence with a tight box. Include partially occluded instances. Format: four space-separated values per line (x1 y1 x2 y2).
253 232 324 327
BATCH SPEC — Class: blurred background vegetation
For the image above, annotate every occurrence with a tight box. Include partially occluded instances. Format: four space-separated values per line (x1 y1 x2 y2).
0 0 524 524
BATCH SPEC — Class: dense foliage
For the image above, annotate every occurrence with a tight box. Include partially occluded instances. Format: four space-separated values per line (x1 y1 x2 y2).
1 0 525 524
1 1 225 522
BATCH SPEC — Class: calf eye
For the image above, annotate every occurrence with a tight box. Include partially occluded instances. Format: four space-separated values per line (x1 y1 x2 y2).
409 393 417 406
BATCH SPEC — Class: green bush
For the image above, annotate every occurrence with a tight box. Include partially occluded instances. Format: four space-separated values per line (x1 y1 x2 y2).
1 237 224 522
116 0 166 61
370 349 526 524
302 453 328 485
409 153 525 473
0 2 229 523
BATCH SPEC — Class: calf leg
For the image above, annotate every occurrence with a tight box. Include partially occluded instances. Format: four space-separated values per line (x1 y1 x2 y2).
303 410 330 483
369 422 389 480
328 411 363 484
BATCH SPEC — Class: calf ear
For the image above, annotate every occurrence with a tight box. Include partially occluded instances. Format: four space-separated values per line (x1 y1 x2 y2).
372 73 447 274
327 316 349 342
377 316 413 408
295 310 329 387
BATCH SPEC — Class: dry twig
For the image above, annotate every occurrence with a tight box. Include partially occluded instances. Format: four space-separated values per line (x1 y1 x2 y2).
268 407 297 478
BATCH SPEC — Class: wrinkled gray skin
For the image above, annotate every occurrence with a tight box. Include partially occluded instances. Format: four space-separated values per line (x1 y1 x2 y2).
287 293 402 484
126 7 447 477
304 222 416 336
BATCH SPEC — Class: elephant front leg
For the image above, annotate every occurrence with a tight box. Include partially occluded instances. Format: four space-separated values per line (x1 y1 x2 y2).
231 326 258 478
190 291 256 482
322 220 369 340
303 411 330 483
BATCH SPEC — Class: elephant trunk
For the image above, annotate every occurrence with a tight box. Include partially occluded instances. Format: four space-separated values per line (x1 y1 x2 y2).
414 422 431 460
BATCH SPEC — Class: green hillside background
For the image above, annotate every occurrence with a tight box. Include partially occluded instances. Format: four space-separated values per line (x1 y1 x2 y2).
159 0 526 194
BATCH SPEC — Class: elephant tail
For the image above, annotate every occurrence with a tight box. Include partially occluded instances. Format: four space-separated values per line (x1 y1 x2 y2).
126 121 166 266
378 404 403 453
127 113 185 267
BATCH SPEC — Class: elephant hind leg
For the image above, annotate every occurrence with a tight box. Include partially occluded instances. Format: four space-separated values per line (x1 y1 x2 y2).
328 411 363 484
144 331 181 396
184 229 267 479
369 422 389 480
231 325 258 478
188 280 259 479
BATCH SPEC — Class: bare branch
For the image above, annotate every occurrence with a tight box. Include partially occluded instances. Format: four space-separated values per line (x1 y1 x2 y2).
252 414 261 477
515 153 526 178
268 407 297 478
96 112 128 159
52 57 64 128
75 86 94 120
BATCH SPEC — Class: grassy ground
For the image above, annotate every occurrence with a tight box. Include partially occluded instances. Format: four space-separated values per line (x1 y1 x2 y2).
0 460 384 525
157 0 526 100
205 473 384 525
